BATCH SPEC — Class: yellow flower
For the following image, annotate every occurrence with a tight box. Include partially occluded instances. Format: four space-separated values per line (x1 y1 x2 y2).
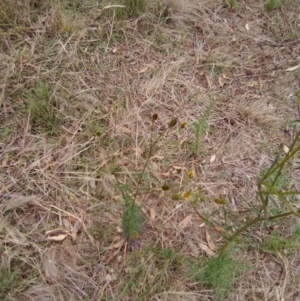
183 191 192 199
187 170 194 179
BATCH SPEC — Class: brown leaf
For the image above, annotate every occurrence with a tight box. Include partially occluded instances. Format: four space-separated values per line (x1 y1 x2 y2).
106 247 123 264
45 228 68 236
218 76 224 87
199 242 216 257
137 64 154 74
63 219 71 231
150 208 156 221
88 178 97 191
73 220 82 233
119 126 132 134
204 74 212 90
161 172 171 178
205 229 217 252
283 145 289 154
286 64 300 72
46 233 69 242
106 238 126 250
209 154 216 164
137 66 149 73
178 214 193 229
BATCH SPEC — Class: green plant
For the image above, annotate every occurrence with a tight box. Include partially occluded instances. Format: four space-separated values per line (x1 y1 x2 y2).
151 1 172 23
0 256 28 299
191 249 244 300
120 246 184 300
219 129 300 255
116 114 178 240
228 0 238 9
115 0 147 19
192 101 214 156
0 0 30 28
26 81 63 135
121 185 145 240
264 0 282 11
261 227 300 256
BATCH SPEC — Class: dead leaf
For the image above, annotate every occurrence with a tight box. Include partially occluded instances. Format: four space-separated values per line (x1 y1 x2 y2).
119 126 132 134
137 64 155 74
106 238 126 250
178 214 193 229
199 242 216 257
173 165 183 170
137 66 149 73
46 233 69 242
106 246 123 264
246 80 258 87
218 76 224 87
150 208 156 221
69 215 79 223
204 74 212 90
45 228 68 236
63 219 71 231
73 220 82 233
210 155 216 164
152 155 165 160
214 226 232 236
70 220 82 240
286 64 300 72
161 172 171 178
283 145 289 153
205 229 217 252
88 178 97 191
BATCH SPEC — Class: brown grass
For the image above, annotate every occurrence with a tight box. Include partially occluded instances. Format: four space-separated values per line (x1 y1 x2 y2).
1 0 300 300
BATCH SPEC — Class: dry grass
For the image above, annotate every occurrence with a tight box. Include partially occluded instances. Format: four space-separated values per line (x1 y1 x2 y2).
1 0 300 300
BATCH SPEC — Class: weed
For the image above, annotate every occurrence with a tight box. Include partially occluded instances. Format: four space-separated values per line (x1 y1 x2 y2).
192 102 214 156
191 250 244 300
264 0 282 11
228 0 238 9
117 114 178 241
116 0 147 19
218 129 300 254
26 81 64 135
0 0 33 28
261 227 300 256
48 5 78 36
0 256 33 300
120 246 184 300
121 186 145 240
150 1 172 23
